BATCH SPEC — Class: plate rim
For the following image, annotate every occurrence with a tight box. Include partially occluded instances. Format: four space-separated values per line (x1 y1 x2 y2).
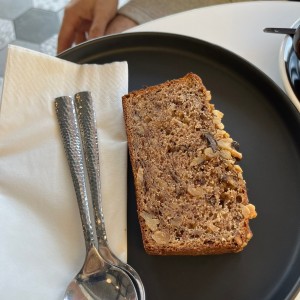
59 31 299 115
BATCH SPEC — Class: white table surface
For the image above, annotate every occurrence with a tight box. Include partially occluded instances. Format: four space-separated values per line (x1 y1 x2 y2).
129 0 300 111
129 1 300 299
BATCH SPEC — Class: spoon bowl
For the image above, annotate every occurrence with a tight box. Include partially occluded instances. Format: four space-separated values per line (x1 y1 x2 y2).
64 246 137 300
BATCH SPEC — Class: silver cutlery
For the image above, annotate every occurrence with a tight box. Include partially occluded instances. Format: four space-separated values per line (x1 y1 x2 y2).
55 96 138 300
263 27 296 35
264 25 300 59
74 91 145 300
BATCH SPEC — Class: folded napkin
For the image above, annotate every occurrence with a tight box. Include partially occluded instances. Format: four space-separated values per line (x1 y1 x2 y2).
0 45 128 299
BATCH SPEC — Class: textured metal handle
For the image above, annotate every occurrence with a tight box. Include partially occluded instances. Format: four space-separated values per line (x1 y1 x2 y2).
74 91 108 247
54 96 95 250
73 92 146 300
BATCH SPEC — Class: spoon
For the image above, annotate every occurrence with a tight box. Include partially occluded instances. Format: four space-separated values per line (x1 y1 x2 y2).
55 96 138 300
74 91 146 300
264 25 300 59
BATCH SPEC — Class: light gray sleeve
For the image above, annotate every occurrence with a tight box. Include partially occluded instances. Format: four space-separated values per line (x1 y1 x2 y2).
118 0 258 24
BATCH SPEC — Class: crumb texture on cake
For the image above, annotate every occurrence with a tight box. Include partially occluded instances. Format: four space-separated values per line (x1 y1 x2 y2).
122 73 257 255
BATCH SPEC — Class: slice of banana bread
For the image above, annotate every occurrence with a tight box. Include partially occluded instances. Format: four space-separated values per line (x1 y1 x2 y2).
122 73 257 255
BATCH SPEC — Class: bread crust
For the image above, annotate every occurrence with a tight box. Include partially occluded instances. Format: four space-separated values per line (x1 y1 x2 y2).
122 73 256 255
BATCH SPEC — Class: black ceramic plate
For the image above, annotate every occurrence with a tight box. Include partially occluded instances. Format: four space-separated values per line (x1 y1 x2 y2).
59 32 300 300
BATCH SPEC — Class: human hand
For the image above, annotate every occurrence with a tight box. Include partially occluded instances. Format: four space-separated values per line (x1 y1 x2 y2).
57 0 118 54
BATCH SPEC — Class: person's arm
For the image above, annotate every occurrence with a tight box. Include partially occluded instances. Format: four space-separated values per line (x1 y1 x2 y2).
58 0 248 54
118 0 256 25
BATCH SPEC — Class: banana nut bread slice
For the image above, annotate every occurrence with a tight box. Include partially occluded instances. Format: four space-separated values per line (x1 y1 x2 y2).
122 73 257 255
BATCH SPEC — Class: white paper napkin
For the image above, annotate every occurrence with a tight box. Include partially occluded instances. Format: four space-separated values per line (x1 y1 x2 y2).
0 45 128 299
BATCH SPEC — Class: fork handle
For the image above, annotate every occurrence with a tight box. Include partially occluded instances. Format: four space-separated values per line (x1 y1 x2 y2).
74 91 108 247
55 96 95 250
